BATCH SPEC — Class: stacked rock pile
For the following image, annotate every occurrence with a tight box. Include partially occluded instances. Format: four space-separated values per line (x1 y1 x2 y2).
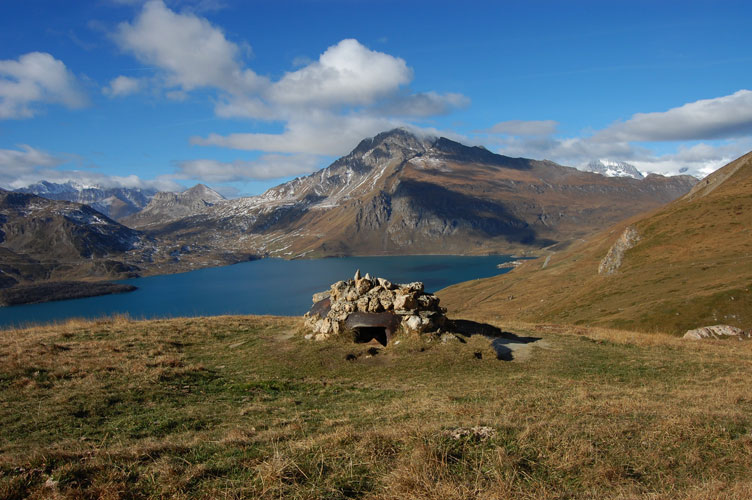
304 269 447 342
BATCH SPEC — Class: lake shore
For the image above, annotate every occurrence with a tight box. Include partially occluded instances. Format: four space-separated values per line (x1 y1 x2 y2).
0 281 137 307
0 255 516 329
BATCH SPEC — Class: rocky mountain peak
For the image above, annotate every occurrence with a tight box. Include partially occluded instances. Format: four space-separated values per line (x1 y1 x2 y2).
585 159 644 180
122 183 226 228
350 128 433 157
182 183 225 203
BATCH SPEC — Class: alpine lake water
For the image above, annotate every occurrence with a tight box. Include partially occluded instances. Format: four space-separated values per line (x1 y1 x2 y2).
0 255 519 329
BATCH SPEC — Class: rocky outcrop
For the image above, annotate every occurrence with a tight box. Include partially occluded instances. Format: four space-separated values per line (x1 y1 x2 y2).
123 184 225 228
304 270 447 342
683 325 752 340
598 226 640 275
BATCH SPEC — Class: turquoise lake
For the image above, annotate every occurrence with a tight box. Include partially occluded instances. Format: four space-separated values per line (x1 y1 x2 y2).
0 255 517 329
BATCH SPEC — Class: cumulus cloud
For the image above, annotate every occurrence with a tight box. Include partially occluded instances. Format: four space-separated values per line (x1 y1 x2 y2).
0 52 87 119
594 89 752 143
268 39 411 107
197 39 467 155
484 91 752 178
175 154 322 182
193 112 399 156
113 0 265 95
103 75 144 97
109 2 468 160
0 145 62 179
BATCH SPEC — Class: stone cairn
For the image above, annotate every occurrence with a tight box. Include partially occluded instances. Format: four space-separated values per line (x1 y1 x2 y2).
304 269 447 342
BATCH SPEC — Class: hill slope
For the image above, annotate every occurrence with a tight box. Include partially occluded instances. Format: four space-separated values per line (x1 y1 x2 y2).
439 151 752 334
141 129 697 258
0 189 148 285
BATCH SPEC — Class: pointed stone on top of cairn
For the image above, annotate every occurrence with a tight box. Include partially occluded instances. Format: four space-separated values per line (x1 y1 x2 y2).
354 269 361 281
364 272 371 280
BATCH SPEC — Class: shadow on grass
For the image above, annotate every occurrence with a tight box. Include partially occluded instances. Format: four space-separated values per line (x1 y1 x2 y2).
449 319 542 361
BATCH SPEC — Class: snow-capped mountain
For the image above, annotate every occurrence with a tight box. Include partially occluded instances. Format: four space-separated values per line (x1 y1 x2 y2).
16 181 158 220
584 160 645 180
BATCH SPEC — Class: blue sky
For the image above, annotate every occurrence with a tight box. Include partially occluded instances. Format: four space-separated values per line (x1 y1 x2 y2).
1 0 751 197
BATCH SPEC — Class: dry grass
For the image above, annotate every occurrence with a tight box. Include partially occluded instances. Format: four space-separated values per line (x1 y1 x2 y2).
1 314 752 499
440 153 752 335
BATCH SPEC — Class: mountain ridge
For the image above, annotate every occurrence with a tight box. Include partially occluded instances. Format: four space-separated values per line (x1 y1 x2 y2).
121 183 225 228
16 181 157 220
133 128 698 259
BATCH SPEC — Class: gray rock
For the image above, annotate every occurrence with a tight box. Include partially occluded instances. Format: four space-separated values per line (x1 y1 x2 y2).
355 278 373 295
377 277 393 289
393 292 417 310
599 226 640 275
683 325 751 340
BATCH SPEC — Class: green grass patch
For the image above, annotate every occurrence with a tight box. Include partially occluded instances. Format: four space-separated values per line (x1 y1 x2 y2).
1 315 751 499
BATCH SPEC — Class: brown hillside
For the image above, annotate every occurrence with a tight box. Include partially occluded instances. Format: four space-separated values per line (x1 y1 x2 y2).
439 151 752 334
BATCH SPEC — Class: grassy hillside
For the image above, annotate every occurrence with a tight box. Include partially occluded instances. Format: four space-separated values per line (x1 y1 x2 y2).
2 315 752 498
440 151 752 334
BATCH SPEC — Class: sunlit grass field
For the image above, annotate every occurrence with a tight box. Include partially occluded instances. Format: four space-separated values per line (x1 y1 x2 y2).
1 315 751 499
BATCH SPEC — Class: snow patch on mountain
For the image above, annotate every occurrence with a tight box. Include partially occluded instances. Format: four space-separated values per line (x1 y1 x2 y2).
584 160 645 180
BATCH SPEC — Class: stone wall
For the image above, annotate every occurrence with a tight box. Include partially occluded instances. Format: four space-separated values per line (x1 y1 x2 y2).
304 269 447 342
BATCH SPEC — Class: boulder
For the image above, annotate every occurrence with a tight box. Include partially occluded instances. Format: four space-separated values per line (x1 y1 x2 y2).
683 325 752 340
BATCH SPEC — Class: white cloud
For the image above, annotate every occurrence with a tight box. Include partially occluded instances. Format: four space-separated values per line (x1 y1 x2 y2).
113 0 266 95
103 75 144 97
193 112 399 155
0 52 87 119
594 89 752 142
268 39 411 107
484 91 752 178
109 2 468 159
0 145 62 178
175 154 322 182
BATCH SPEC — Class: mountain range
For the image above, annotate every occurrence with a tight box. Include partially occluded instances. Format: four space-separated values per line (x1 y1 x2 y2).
439 150 752 334
1 128 702 305
130 129 697 259
17 181 157 220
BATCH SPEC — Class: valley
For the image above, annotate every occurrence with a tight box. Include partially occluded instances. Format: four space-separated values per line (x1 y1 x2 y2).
0 130 699 306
